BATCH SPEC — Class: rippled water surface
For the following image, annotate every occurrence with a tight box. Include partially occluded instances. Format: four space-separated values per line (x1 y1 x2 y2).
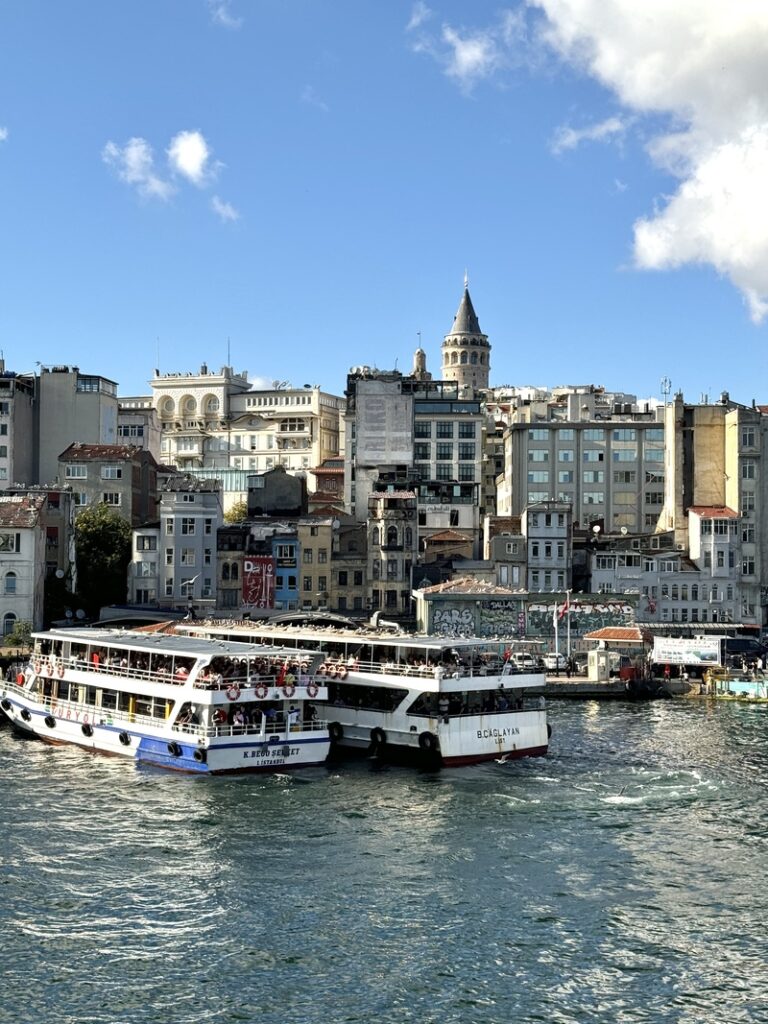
2 700 767 1024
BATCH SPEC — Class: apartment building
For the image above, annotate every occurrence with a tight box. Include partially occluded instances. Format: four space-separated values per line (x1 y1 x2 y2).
58 443 158 526
0 494 47 632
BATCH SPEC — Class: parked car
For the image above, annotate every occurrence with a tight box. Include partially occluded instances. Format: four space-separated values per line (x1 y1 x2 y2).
543 652 567 672
512 653 540 671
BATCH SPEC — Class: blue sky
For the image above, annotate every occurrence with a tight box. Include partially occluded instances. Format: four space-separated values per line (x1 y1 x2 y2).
1 1 766 404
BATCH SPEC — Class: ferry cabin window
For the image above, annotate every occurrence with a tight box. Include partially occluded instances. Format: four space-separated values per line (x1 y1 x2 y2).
328 682 408 712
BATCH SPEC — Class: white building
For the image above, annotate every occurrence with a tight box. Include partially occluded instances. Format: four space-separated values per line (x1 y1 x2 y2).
0 494 47 632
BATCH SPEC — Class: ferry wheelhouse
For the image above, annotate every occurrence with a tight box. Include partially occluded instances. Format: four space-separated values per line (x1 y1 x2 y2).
181 620 550 766
0 628 330 773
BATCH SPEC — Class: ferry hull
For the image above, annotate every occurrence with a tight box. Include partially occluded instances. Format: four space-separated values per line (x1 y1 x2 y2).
1 695 329 774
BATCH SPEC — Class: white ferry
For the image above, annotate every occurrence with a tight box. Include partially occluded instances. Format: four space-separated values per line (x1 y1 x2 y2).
0 627 329 774
181 618 550 766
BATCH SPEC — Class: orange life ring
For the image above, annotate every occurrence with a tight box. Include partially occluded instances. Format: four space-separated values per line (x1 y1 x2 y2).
307 682 319 698
255 683 268 699
226 684 241 701
283 683 296 698
336 665 348 680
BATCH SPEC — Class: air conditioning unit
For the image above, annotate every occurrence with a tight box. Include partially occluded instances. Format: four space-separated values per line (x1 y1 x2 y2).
676 544 685 551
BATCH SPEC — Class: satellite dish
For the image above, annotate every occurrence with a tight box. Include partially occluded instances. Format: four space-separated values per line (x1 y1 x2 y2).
75 609 86 620
620 526 628 535
55 568 65 579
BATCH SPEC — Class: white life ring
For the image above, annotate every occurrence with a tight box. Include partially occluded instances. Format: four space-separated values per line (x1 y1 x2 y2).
57 664 65 678
255 682 268 699
307 682 319 698
283 683 296 698
336 665 348 680
226 684 241 701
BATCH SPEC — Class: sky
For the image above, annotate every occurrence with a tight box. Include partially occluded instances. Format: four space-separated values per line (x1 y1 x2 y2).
1 1 767 405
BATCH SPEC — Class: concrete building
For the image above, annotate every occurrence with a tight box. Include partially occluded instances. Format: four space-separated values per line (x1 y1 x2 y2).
117 395 162 462
0 364 35 489
38 366 119 486
150 366 342 513
0 494 47 632
498 385 665 533
156 475 222 614
523 501 572 594
660 392 766 627
367 489 418 616
58 443 159 527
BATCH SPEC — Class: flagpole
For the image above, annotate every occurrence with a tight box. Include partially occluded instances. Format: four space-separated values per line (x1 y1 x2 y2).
566 588 572 659
553 602 559 655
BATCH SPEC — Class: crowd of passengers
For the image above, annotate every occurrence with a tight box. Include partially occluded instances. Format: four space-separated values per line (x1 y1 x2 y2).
327 682 529 715
320 651 522 678
177 700 319 732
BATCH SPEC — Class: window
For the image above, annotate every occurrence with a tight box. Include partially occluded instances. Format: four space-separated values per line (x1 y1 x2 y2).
742 557 755 575
414 443 430 461
276 544 295 560
337 570 348 586
505 541 518 555
583 492 604 504
742 523 755 543
436 464 452 481
742 427 756 447
458 443 475 461
645 470 664 484
103 493 121 505
136 560 155 577
645 428 664 441
558 429 574 440
414 421 431 438
303 549 313 564
181 549 195 566
614 470 636 483
742 460 756 479
204 519 213 535
459 422 476 438
354 571 363 586
181 518 195 535
742 492 755 514
529 429 549 441
0 532 20 552
612 429 636 441
204 548 212 565
165 548 174 565
303 576 313 592
645 492 663 505
528 471 549 483
527 492 549 503
436 422 454 438
101 466 122 479
65 465 87 478
436 443 453 461
137 536 157 551
458 465 475 481
165 577 174 597
612 450 637 462
583 451 603 463
318 549 328 563
317 575 327 592
529 450 549 462
72 493 88 506
4 572 16 594
644 449 664 461
583 429 604 441
583 470 604 483
558 470 574 483
559 450 574 462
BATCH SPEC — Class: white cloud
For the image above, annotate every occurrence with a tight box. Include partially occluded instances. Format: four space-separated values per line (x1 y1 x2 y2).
551 115 628 154
0 127 8 142
208 0 242 30
408 8 529 92
102 137 175 200
406 2 432 33
167 130 213 186
301 85 329 114
211 195 239 222
530 0 768 321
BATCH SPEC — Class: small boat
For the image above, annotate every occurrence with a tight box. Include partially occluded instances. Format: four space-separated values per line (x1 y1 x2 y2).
0 627 330 773
181 619 550 767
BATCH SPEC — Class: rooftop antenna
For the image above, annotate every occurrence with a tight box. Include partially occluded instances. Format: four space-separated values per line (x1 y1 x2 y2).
156 336 160 374
660 376 672 404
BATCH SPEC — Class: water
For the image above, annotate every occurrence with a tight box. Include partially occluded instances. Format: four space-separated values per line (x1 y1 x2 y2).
1 700 767 1024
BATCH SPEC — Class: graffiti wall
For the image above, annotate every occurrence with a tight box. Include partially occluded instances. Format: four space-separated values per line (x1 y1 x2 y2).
427 596 636 638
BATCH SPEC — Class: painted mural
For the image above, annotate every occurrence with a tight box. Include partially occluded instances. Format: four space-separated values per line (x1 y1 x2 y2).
428 596 636 639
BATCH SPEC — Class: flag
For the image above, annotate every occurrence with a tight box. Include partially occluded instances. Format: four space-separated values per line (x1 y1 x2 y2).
558 595 570 620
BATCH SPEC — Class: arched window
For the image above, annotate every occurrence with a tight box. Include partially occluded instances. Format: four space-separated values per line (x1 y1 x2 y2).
480 354 486 364
452 352 459 365
3 612 15 636
230 562 239 581
691 584 699 600
205 395 220 414
460 352 468 364
222 563 231 581
405 527 413 547
470 352 478 364
387 525 398 546
182 395 196 415
4 572 16 595
160 397 175 417
372 527 380 546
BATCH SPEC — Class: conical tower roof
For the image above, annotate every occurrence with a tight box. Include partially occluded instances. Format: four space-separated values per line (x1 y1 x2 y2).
451 287 482 335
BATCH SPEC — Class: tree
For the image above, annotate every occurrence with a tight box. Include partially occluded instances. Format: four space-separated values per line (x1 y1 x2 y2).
224 498 248 524
4 620 32 651
74 503 133 617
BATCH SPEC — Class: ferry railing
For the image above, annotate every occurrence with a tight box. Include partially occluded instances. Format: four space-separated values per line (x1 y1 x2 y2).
31 656 321 693
318 657 534 681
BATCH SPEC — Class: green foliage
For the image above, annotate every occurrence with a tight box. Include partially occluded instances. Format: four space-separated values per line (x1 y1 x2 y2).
224 498 249 524
4 620 32 649
74 503 133 616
